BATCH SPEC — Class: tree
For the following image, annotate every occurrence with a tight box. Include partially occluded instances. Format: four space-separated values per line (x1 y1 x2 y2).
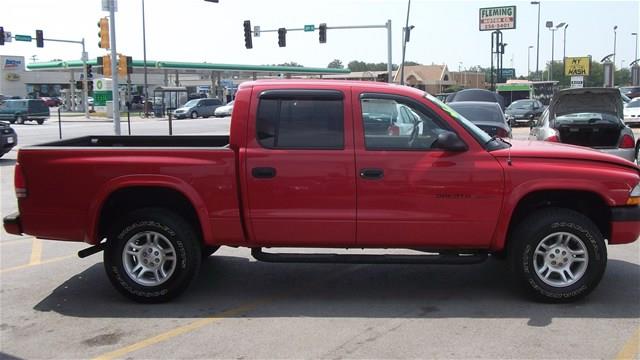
403 61 421 66
277 62 303 67
347 60 398 72
327 59 343 69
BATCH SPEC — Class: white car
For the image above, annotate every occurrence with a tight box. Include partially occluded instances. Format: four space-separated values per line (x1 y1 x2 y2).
214 101 234 117
624 98 640 126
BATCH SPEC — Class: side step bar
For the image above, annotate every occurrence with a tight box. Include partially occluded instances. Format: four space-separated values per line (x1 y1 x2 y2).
251 248 487 265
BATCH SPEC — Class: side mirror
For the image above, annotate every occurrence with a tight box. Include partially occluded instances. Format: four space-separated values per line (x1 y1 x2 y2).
434 131 467 152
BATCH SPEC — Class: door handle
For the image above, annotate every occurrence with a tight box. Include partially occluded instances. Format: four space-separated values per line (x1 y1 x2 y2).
252 167 276 179
359 168 384 180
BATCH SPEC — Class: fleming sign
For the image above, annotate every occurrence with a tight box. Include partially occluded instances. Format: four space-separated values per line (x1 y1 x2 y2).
479 6 516 31
564 56 591 76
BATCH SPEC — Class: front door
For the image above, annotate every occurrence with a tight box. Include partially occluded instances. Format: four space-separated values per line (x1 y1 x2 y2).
354 91 504 249
244 88 357 247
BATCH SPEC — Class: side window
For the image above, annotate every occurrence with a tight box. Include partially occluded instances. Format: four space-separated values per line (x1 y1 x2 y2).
536 108 548 127
257 97 344 149
361 98 447 150
212 99 222 105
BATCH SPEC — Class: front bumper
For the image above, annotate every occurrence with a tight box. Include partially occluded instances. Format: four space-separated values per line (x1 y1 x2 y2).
3 212 23 235
609 206 640 244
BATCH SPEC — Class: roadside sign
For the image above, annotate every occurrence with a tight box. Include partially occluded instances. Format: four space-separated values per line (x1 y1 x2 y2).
304 25 315 32
564 56 591 76
254 25 260 37
14 34 32 42
571 76 584 88
499 68 516 79
4 31 12 43
102 0 117 11
479 6 516 31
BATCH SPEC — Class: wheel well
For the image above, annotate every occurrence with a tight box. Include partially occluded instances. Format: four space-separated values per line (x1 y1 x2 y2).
97 187 203 244
507 190 610 242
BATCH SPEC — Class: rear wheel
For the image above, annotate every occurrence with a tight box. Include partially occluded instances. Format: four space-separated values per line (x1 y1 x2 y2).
36 119 44 125
104 208 202 303
509 208 607 302
190 111 198 119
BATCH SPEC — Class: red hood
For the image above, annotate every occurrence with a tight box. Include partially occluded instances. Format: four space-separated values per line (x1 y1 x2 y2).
492 140 639 170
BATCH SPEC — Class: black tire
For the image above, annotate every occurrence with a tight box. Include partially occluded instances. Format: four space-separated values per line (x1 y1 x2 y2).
9 119 15 124
190 111 198 119
104 208 202 303
202 115 210 119
36 119 44 125
202 245 220 258
16 116 24 125
508 208 607 303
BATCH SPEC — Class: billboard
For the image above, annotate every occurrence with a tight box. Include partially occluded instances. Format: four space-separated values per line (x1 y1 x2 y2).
479 6 516 31
564 56 591 76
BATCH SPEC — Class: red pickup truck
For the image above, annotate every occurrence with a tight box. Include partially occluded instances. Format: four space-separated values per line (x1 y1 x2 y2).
5 80 640 303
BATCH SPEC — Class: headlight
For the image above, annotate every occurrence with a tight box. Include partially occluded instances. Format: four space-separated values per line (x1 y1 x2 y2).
627 183 640 205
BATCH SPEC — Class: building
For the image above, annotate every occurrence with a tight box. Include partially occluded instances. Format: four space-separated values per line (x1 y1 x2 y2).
392 65 458 94
449 71 488 90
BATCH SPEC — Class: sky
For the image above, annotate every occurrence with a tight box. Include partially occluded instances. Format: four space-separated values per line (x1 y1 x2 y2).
1 0 639 77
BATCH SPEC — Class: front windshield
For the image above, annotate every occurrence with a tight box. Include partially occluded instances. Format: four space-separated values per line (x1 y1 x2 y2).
508 100 532 109
424 93 494 146
183 99 199 107
555 112 620 125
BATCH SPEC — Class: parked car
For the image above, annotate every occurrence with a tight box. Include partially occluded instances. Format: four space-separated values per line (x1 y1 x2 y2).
40 97 58 107
173 98 223 119
362 99 425 136
529 87 636 163
0 121 17 157
504 99 545 126
4 80 640 304
0 99 50 125
445 88 506 110
620 86 640 99
448 101 512 138
214 101 234 117
623 98 640 126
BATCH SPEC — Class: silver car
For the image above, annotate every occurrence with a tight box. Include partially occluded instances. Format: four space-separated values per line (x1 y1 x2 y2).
529 87 637 163
173 98 223 119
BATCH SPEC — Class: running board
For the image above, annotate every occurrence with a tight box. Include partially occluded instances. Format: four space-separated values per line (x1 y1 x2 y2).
251 248 487 265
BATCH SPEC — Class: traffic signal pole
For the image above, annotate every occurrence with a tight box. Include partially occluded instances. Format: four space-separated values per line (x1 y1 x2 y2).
81 38 89 119
108 0 121 135
253 20 393 83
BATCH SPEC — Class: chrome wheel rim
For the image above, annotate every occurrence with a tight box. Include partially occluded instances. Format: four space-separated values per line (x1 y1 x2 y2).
122 231 177 286
533 232 589 288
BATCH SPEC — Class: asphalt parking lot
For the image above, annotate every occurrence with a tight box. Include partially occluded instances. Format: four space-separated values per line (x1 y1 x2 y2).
1 118 639 359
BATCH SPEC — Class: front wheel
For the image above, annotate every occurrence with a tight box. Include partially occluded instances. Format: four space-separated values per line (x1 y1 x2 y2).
190 111 198 119
37 119 44 125
16 116 25 124
509 208 607 303
104 208 202 303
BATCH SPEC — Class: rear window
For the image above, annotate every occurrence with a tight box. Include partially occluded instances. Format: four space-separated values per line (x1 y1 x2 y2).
448 103 505 124
257 93 344 149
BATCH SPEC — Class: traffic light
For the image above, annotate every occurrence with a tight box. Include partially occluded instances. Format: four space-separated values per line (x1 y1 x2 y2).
88 80 93 94
319 23 327 44
35 30 43 48
86 64 93 79
126 56 132 74
98 55 111 77
243 20 252 49
76 80 83 90
118 54 127 76
0 27 4 46
277 27 286 47
98 17 110 49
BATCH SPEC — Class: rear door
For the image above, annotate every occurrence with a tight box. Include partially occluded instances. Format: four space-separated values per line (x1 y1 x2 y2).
354 90 504 248
244 87 356 246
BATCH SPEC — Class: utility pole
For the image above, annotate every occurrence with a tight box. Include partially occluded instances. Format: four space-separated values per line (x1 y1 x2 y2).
400 0 412 85
81 38 88 119
142 0 149 117
531 1 541 79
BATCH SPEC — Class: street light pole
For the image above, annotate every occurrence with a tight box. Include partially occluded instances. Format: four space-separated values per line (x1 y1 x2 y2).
399 0 412 86
142 0 149 117
531 1 541 79
528 45 533 80
613 25 618 68
633 32 639 63
563 24 568 60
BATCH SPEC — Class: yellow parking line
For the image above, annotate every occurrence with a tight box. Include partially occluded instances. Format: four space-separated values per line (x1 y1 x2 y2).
28 238 43 265
0 254 75 274
92 301 267 360
616 326 640 360
92 264 365 360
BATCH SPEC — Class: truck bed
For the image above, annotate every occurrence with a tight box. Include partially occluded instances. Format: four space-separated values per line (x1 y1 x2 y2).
35 135 230 148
